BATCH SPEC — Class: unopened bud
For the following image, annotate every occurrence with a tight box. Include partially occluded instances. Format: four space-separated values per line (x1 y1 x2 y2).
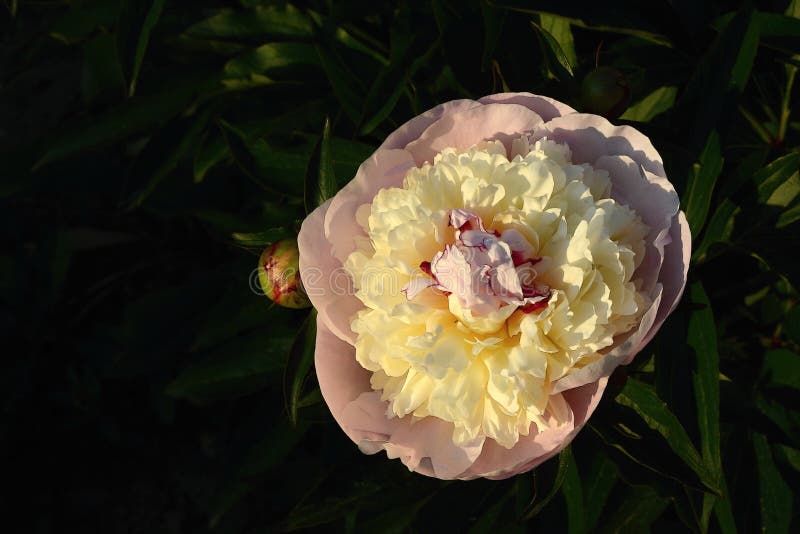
580 66 631 119
258 239 311 309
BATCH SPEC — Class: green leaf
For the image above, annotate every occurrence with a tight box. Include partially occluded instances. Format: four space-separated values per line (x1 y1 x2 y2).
755 153 800 205
210 418 311 527
304 117 336 214
753 433 793 534
218 119 288 194
712 11 800 56
774 444 800 472
357 490 436 534
332 25 390 66
530 20 574 80
167 328 294 403
356 25 436 136
692 199 740 262
81 34 126 104
758 12 800 56
539 14 577 67
35 73 220 169
284 311 316 425
223 42 320 79
192 102 328 183
785 306 800 345
599 485 669 533
682 131 723 237
208 482 251 529
481 4 507 71
777 201 800 228
620 86 677 122
355 25 414 136
284 479 382 531
297 387 323 408
588 418 705 492
755 393 800 446
468 486 514 533
127 108 212 208
193 129 229 183
765 170 800 208
238 418 311 478
583 453 617 530
185 5 313 40
49 0 119 43
191 290 276 353
762 349 800 390
687 282 736 532
490 1 673 47
315 44 364 123
615 377 719 493
681 8 759 150
522 445 572 520
230 228 291 248
117 0 167 96
562 451 586 534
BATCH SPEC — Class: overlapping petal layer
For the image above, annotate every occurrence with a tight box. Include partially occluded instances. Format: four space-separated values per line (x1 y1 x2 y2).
298 93 690 479
346 137 649 449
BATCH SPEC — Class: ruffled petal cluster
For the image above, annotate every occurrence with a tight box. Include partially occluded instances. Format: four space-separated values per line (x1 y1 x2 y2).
298 93 691 480
346 137 650 448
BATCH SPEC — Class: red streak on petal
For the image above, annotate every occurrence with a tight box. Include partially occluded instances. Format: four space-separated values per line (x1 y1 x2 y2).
270 272 283 299
420 261 433 276
513 253 542 267
521 286 537 298
520 289 551 314
521 298 549 314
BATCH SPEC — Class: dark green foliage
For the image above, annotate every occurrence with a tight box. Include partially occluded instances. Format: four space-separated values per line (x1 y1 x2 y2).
2 0 800 532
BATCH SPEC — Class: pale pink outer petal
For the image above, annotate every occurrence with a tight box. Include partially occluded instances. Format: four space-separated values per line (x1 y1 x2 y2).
629 211 691 358
323 149 416 264
405 103 545 166
380 99 481 150
478 92 577 122
593 155 678 294
312 314 484 479
380 406 485 479
337 391 485 479
313 314 373 437
534 113 666 177
463 377 608 479
315 316 484 479
298 199 363 344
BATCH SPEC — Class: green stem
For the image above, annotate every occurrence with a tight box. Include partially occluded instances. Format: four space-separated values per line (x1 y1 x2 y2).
739 105 773 145
778 65 797 144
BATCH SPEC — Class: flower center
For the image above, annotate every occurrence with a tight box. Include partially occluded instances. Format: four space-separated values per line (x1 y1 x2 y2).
403 209 551 324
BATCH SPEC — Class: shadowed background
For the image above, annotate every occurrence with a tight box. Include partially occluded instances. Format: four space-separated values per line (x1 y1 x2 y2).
2 0 800 532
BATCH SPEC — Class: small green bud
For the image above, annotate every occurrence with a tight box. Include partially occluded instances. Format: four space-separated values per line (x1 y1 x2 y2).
258 239 311 309
580 66 631 119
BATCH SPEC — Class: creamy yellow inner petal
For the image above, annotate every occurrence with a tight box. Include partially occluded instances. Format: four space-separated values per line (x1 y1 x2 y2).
346 137 650 449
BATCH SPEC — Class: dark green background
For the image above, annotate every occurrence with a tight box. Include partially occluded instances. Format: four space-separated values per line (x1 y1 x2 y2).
2 0 800 532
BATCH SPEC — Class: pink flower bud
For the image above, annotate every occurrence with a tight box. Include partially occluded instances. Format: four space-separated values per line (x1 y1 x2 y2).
258 239 311 309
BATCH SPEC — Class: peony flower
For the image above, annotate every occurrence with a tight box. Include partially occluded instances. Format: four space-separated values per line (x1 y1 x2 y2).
297 93 690 480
